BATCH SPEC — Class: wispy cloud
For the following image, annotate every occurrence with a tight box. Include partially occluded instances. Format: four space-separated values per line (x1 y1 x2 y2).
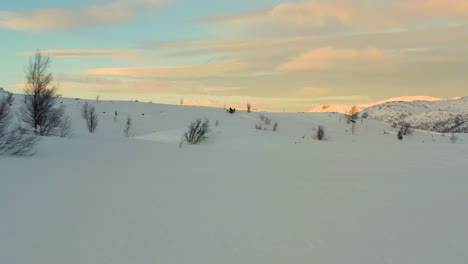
203 0 407 34
402 0 468 18
56 73 124 85
278 47 397 71
18 49 136 58
0 0 170 31
82 60 251 79
203 0 468 36
295 87 333 97
205 1 355 30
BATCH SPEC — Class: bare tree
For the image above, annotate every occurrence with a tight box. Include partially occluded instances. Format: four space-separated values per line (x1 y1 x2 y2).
6 92 14 106
313 125 327 141
85 105 99 133
0 97 13 142
20 50 69 136
0 98 38 155
124 116 133 137
346 105 359 123
81 102 98 133
184 118 210 144
81 102 89 119
272 122 279 132
399 121 414 136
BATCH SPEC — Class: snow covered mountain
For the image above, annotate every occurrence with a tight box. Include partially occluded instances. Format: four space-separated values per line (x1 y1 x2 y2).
309 96 468 133
361 97 468 133
308 96 445 114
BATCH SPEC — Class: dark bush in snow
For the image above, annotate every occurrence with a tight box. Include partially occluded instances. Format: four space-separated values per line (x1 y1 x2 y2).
81 102 98 133
6 92 14 106
124 116 133 137
86 106 99 133
184 118 210 144
397 130 403 141
273 122 279 132
0 98 38 155
259 114 272 126
399 121 414 136
313 125 327 141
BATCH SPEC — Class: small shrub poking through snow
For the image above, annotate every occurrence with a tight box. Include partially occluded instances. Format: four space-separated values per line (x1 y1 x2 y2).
259 114 272 126
184 118 210 144
83 105 98 133
124 116 133 137
273 122 279 132
397 130 403 141
450 133 458 144
0 97 38 155
399 121 413 136
255 123 266 130
313 125 327 141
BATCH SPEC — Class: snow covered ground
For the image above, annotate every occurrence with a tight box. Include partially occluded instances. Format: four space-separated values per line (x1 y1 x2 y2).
1 97 467 264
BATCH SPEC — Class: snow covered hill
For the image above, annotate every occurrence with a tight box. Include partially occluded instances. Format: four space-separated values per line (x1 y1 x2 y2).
1 95 467 264
309 96 468 133
362 97 468 133
308 96 445 114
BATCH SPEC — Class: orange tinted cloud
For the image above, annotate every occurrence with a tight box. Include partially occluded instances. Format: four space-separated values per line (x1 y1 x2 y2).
0 0 168 31
403 0 468 18
207 1 354 30
204 1 409 32
295 87 333 97
278 47 397 71
83 61 250 78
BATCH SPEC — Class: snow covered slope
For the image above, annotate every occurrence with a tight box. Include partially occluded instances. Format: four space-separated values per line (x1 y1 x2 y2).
309 96 444 114
1 95 467 264
362 97 468 133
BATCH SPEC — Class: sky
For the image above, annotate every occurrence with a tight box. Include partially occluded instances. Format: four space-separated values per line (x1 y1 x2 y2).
1 0 467 111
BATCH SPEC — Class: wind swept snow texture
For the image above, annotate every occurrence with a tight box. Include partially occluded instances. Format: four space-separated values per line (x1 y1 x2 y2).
1 96 467 264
